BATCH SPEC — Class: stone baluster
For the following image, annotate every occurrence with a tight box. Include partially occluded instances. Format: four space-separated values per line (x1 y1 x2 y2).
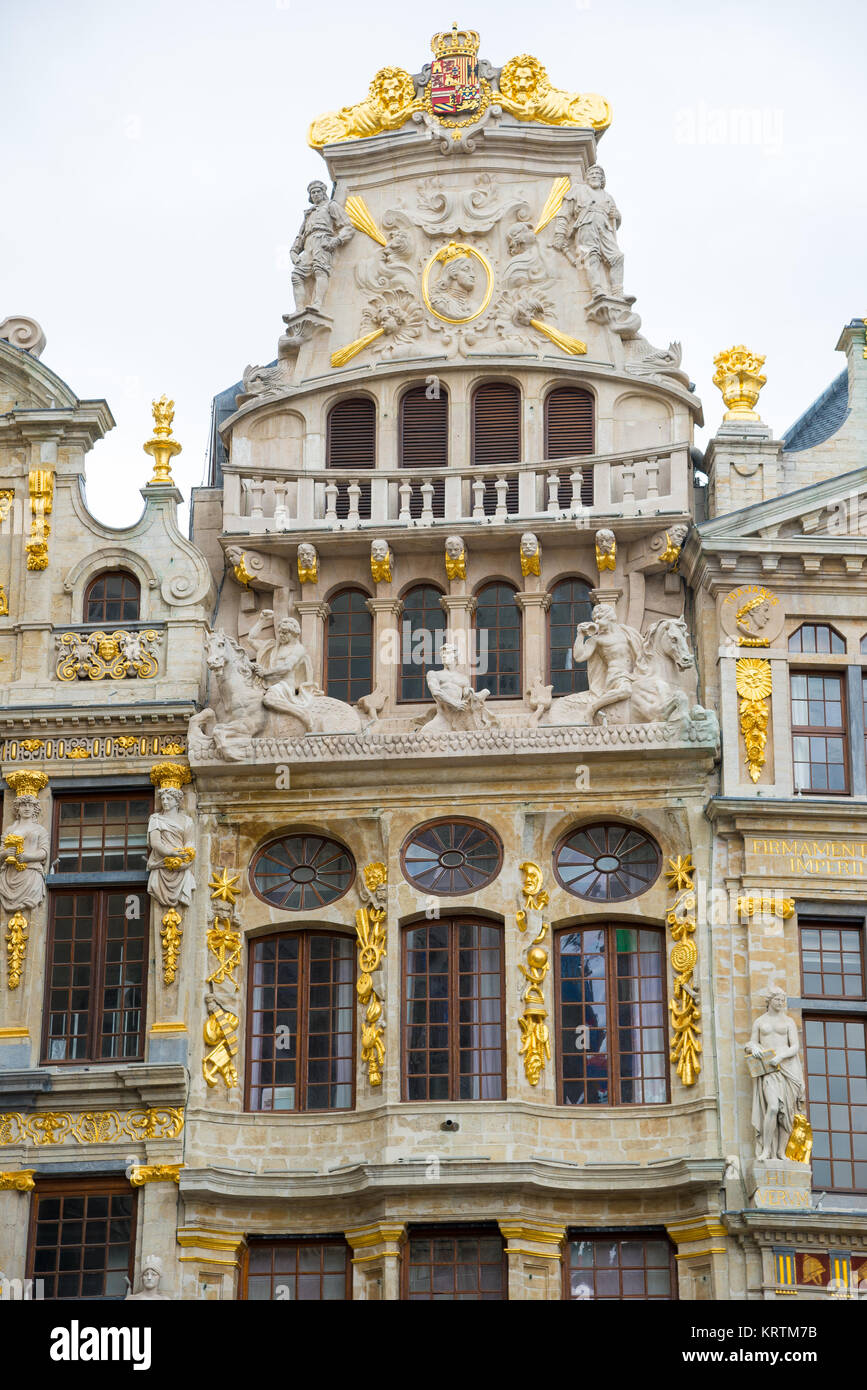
420 480 435 527
248 478 265 522
347 481 361 529
645 455 660 501
546 471 560 515
398 479 412 523
494 476 508 521
621 461 636 513
272 480 289 527
471 478 485 520
324 481 338 525
570 467 584 513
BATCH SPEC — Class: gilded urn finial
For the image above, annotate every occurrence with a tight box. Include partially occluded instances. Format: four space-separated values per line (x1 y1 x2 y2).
712 346 767 422
144 395 182 485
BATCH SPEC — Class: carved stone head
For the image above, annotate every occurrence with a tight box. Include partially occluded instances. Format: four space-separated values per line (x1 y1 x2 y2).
298 542 317 568
277 616 302 641
371 539 389 561
587 165 606 188
158 787 184 814
520 532 539 558
307 180 328 204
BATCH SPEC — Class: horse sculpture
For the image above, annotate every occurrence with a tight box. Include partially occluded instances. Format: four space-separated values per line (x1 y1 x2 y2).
188 629 362 761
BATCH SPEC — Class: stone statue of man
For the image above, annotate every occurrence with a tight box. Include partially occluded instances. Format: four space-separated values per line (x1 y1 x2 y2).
572 602 644 724
744 987 807 1160
249 609 317 729
291 180 354 312
552 165 625 301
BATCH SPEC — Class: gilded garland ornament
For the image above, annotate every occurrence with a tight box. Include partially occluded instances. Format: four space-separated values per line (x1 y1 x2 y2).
206 914 242 991
516 861 551 1087
25 469 53 571
0 1107 184 1146
160 909 183 985
6 911 28 989
665 853 702 1087
354 862 387 1086
735 657 772 783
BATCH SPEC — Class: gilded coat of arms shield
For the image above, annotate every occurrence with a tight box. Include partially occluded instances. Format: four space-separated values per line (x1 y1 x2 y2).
425 24 487 127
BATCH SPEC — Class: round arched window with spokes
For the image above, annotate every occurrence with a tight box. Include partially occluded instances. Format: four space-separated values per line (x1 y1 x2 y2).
553 823 661 902
401 819 502 896
250 833 355 910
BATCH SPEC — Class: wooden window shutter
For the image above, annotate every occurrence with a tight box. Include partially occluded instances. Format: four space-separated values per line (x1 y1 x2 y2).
544 387 594 458
400 386 449 469
471 382 521 466
327 396 376 469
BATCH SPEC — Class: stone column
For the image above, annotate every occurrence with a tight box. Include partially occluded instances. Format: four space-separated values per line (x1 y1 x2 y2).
499 1221 566 1300
0 1172 34 1287
515 591 551 698
439 594 476 674
366 597 404 712
295 599 330 689
345 1221 406 1301
128 1169 182 1298
175 1226 246 1299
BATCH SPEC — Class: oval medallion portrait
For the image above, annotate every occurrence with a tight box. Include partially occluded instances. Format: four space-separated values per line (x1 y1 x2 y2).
422 240 493 324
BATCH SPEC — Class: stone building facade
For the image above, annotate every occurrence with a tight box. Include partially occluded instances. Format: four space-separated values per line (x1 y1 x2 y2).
0 27 863 1303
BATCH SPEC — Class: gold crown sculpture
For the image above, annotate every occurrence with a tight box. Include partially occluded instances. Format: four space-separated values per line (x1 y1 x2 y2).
432 23 480 59
150 762 192 792
5 769 49 799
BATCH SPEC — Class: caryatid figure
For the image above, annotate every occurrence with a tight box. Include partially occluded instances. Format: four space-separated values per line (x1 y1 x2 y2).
126 1254 171 1301
291 180 354 312
147 764 196 909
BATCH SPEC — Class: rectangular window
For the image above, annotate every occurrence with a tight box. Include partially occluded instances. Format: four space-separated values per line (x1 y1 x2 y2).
404 1227 506 1300
403 920 504 1102
791 672 849 793
800 923 865 1000
566 1232 676 1300
43 794 149 1065
28 1181 136 1300
43 889 147 1062
244 1239 351 1300
246 933 355 1113
556 926 668 1106
803 1016 867 1193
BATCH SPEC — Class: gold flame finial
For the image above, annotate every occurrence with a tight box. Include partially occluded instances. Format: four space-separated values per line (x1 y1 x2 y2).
712 346 767 422
144 395 182 485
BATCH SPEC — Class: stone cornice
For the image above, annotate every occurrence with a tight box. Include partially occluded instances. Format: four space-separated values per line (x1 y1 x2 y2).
706 796 867 830
724 1210 867 1243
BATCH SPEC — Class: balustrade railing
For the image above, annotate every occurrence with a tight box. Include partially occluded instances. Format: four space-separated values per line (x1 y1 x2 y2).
225 446 689 532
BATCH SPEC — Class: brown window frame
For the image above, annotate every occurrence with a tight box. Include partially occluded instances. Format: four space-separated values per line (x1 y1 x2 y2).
473 581 522 700
790 668 850 795
83 570 141 625
401 916 506 1103
799 920 866 1002
399 816 503 896
563 1229 678 1301
27 1176 137 1301
547 576 594 696
802 1013 867 1195
471 380 522 467
398 583 447 703
788 623 846 655
554 923 670 1107
242 1236 352 1300
51 791 151 875
402 1224 508 1300
245 929 357 1114
324 586 373 705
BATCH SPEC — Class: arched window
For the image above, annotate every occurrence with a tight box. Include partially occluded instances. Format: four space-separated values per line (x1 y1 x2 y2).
325 589 372 705
474 582 521 699
250 832 355 910
556 925 668 1106
326 396 376 469
403 917 505 1101
401 818 502 894
399 585 446 701
471 382 521 466
788 623 845 654
549 578 593 695
326 396 375 520
400 384 449 470
247 930 355 1113
544 386 595 507
554 822 661 901
84 571 140 624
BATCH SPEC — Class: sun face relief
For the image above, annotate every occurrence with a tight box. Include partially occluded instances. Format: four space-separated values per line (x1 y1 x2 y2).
422 242 493 324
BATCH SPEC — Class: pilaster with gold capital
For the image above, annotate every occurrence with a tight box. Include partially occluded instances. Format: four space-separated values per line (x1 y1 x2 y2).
366 596 404 710
499 1221 566 1300
295 599 330 687
345 1220 407 1300
515 590 552 695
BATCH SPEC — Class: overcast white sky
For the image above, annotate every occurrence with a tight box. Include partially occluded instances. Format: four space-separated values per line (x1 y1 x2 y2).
4 0 865 528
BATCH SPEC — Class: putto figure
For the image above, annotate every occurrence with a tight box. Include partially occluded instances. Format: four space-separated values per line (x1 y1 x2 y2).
744 987 807 1161
291 181 354 312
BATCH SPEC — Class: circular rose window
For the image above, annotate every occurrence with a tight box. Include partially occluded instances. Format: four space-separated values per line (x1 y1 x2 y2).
553 823 660 902
250 833 355 910
401 819 502 896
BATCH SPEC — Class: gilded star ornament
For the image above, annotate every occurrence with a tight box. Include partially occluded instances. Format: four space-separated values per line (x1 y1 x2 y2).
666 854 695 892
209 868 240 905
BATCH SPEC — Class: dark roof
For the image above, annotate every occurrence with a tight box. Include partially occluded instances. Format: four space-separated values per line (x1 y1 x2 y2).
782 368 849 453
207 378 243 488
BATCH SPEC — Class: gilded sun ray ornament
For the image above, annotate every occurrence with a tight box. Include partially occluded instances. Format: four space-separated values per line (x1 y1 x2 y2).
735 658 772 783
